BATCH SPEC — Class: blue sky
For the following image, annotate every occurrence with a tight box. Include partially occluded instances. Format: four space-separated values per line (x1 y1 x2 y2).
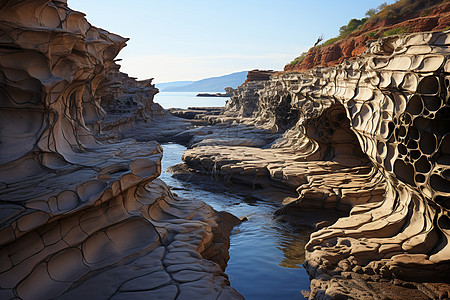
70 0 395 83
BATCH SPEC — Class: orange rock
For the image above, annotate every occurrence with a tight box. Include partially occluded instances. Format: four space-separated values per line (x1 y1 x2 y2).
284 1 450 73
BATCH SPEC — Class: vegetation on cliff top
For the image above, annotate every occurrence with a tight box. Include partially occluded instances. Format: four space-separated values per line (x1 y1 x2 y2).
287 0 449 69
318 2 385 48
288 52 307 66
288 2 385 66
371 0 445 22
318 0 445 47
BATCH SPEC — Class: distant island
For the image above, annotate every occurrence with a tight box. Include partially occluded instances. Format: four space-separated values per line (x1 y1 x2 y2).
157 71 248 92
196 87 235 97
196 92 230 97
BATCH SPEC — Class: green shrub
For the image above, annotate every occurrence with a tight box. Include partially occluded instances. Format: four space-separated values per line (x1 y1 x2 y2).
320 37 341 47
316 17 368 48
298 0 443 53
420 7 433 17
383 26 408 36
365 8 378 17
365 31 379 39
339 18 368 37
313 2 390 48
289 52 307 66
371 0 444 22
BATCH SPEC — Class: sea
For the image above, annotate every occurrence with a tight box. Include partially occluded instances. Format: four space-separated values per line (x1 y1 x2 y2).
155 92 310 299
160 143 310 299
154 91 229 109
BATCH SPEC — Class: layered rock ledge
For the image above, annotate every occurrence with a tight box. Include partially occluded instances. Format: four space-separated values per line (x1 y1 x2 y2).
177 31 450 298
0 1 242 299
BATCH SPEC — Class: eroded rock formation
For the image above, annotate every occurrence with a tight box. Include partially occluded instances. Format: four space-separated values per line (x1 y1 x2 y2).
243 69 276 84
221 70 273 119
181 30 450 298
0 1 242 299
267 30 450 295
302 31 450 294
100 62 167 134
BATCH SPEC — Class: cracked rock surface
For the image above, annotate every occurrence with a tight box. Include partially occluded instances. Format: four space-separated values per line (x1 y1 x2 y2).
0 1 242 299
181 31 450 299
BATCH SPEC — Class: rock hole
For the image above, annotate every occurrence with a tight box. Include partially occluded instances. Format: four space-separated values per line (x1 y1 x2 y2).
406 95 423 115
398 126 407 138
442 169 450 180
415 156 431 173
410 150 421 160
336 113 346 122
422 96 441 112
418 76 439 95
420 133 437 155
347 99 357 110
398 143 407 155
414 117 432 131
430 174 450 193
439 135 450 155
274 95 299 130
394 159 415 186
407 139 418 150
415 174 425 183
388 122 395 139
436 107 450 134
404 113 412 125
376 155 383 164
394 128 400 139
384 144 396 172
382 110 391 120
438 214 450 229
377 141 386 156
407 127 420 140
339 239 351 247
435 196 450 210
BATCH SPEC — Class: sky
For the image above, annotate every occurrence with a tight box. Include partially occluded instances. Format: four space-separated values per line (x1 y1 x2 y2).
70 0 396 83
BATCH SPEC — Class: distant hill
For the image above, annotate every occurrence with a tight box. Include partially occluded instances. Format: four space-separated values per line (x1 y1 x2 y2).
160 71 248 92
155 81 194 90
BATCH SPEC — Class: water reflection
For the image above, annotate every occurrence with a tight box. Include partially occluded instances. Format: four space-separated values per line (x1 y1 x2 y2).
160 143 310 299
275 224 312 269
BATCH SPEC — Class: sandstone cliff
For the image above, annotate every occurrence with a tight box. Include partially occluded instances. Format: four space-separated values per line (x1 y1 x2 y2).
285 0 450 72
181 30 450 298
0 1 242 299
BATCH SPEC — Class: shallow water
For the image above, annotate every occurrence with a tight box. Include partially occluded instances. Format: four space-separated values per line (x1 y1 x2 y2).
154 92 229 109
160 143 311 299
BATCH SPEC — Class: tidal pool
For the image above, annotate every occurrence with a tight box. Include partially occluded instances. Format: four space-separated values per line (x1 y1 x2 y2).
160 143 311 299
